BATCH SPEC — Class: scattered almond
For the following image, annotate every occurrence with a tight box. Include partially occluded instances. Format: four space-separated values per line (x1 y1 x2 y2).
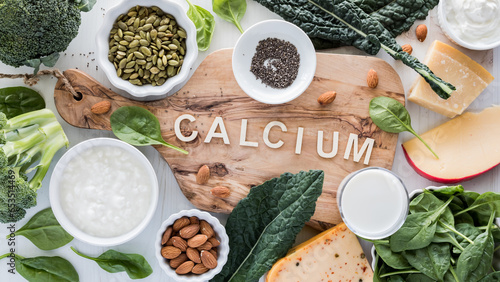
173 217 190 232
317 91 337 105
161 226 173 245
172 236 188 252
90 100 111 114
416 24 427 42
188 234 208 248
367 69 379 88
179 224 200 239
208 237 220 247
401 44 413 55
175 260 194 275
197 241 213 251
169 253 188 269
190 216 199 225
186 248 202 264
200 220 215 238
210 186 230 198
161 246 181 259
196 165 210 184
201 250 218 269
192 263 209 274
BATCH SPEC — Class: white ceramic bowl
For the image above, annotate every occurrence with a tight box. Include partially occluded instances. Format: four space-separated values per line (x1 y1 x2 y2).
232 19 316 104
156 209 229 281
437 1 500 50
96 0 198 101
49 138 159 246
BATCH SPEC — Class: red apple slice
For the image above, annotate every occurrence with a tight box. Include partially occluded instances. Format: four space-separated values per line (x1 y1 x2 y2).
402 106 500 183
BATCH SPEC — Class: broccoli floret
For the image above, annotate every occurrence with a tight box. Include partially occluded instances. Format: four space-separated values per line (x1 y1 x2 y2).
0 0 94 72
0 109 68 223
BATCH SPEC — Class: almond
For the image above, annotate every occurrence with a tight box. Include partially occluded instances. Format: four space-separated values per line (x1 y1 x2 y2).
401 44 413 55
169 253 188 269
208 237 220 247
179 224 200 239
192 263 209 274
172 236 188 252
209 248 218 259
161 226 173 245
200 220 215 238
200 250 218 269
188 234 208 248
367 69 378 88
210 186 230 198
416 24 427 42
196 165 210 184
189 216 199 225
197 241 213 251
317 91 336 105
186 247 202 264
90 100 111 114
173 217 190 232
165 238 174 246
175 260 194 275
161 246 181 259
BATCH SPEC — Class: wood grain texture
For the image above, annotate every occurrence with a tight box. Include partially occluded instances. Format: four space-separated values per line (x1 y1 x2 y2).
54 49 404 230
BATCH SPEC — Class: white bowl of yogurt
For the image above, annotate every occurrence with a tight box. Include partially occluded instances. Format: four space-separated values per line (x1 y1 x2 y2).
50 138 159 246
438 0 500 50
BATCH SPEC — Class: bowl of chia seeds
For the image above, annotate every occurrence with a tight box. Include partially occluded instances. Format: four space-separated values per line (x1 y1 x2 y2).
232 20 316 104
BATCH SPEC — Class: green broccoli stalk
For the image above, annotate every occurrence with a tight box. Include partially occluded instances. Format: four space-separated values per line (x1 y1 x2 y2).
0 0 96 73
0 109 68 223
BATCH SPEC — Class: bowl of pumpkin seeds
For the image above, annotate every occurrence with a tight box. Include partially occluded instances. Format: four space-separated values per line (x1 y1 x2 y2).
96 0 198 100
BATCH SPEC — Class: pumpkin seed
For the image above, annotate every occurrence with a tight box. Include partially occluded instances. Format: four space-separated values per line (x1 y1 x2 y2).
124 35 134 42
129 40 139 48
143 24 153 31
123 68 135 73
133 51 145 59
118 29 124 38
136 59 147 65
139 46 151 56
139 39 149 46
129 73 139 80
117 21 128 30
126 61 136 68
177 29 187 38
151 29 158 40
168 60 179 66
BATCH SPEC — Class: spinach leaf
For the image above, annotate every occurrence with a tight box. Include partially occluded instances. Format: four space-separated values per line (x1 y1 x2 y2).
212 170 324 282
455 192 500 217
454 223 482 253
0 87 45 118
479 272 500 281
456 211 496 282
432 232 462 252
430 185 464 196
403 243 450 281
369 97 438 158
407 273 437 282
374 241 411 270
187 0 215 51
213 0 246 33
0 253 78 282
11 208 73 250
71 247 152 279
110 106 188 154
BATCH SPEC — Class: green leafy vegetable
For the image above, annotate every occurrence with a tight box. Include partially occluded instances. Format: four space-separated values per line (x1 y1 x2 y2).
110 106 188 154
212 170 324 282
254 0 455 99
403 243 450 281
72 0 97 12
479 272 500 281
10 208 73 250
187 0 215 51
455 192 500 217
373 241 411 270
213 0 246 33
0 87 45 119
71 247 153 280
369 97 438 158
0 253 78 282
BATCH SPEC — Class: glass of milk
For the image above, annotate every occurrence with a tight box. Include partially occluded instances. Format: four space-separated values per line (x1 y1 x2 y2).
337 167 409 239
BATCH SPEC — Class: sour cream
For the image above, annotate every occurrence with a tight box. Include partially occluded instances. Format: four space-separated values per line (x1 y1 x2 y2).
444 0 500 46
59 145 152 238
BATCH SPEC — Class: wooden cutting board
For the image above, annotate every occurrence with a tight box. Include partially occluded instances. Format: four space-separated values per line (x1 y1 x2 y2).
54 49 404 231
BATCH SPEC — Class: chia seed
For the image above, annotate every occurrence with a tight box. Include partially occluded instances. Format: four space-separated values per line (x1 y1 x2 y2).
250 37 300 89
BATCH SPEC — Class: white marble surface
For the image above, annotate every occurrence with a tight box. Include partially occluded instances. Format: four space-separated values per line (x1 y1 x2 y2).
0 1 499 281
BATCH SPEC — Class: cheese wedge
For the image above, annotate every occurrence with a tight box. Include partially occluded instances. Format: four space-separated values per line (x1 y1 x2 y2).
403 106 500 183
266 223 373 282
408 41 494 118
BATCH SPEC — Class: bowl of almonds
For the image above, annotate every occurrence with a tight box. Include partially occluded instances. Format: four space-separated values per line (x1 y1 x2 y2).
156 209 229 281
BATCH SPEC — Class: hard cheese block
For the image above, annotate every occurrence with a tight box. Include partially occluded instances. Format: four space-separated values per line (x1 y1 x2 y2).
408 40 494 118
403 106 500 183
266 223 373 282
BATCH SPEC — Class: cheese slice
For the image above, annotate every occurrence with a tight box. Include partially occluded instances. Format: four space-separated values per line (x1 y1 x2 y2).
266 223 373 282
403 106 500 182
408 40 494 118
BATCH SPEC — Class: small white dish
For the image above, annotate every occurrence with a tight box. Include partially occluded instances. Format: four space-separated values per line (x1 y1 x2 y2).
50 138 159 246
155 209 229 282
96 0 198 101
232 19 316 104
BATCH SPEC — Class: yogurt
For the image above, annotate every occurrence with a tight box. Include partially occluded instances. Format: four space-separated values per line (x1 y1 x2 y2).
444 0 500 46
337 167 408 239
59 145 152 238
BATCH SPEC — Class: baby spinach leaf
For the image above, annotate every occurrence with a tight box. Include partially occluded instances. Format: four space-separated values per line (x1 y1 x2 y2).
374 241 411 270
212 170 324 282
455 192 500 217
0 253 78 282
432 232 462 252
407 273 437 282
0 87 45 118
479 272 500 281
71 247 152 279
403 243 450 281
11 208 73 250
110 106 188 154
187 0 215 51
430 185 464 196
213 0 246 33
369 97 438 158
454 223 481 254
